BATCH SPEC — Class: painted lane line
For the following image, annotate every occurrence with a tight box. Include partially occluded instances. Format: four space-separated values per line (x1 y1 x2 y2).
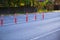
30 28 60 40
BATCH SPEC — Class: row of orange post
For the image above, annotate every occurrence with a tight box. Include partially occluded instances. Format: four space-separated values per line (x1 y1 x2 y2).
0 12 44 26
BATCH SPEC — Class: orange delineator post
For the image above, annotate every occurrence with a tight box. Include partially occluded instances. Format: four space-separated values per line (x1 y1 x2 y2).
14 18 17 24
14 14 17 24
26 12 28 22
1 19 3 26
0 15 4 26
42 12 44 20
34 13 36 21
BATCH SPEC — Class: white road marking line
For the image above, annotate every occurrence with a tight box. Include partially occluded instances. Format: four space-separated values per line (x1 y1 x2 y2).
30 28 60 40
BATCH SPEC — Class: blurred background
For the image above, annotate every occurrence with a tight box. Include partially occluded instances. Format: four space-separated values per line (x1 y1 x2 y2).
0 0 60 14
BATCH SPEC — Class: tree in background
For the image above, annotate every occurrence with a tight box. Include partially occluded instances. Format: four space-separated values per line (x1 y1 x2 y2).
32 0 48 12
8 0 20 7
46 0 54 11
0 0 9 7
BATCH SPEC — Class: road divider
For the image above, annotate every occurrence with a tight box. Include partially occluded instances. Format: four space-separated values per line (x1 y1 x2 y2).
26 12 28 22
14 13 17 24
0 14 4 26
34 12 37 21
42 12 44 20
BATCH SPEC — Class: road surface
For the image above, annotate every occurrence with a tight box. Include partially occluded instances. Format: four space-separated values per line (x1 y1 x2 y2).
0 12 60 40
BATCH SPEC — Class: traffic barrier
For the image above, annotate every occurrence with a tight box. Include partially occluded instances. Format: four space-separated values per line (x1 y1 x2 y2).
26 12 28 22
14 18 17 24
34 12 37 21
42 12 44 20
1 19 3 26
14 13 17 24
0 15 4 26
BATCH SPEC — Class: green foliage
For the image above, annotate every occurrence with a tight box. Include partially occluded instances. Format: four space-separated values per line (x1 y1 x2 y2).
0 0 49 7
46 1 52 5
